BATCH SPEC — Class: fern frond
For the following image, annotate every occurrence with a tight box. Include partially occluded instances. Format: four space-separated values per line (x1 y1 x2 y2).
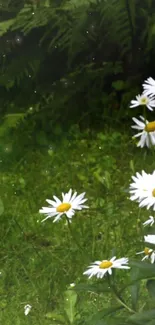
99 0 134 56
10 5 54 35
0 49 41 88
0 19 15 36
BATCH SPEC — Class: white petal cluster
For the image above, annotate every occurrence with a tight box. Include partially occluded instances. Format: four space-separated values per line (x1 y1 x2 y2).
83 256 130 279
130 94 155 111
129 170 155 210
24 304 32 316
39 189 88 222
130 77 155 111
143 216 155 227
131 116 155 148
136 247 155 264
143 77 155 97
144 235 155 245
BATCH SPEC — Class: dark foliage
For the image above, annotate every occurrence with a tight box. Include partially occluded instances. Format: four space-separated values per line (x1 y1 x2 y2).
0 0 155 137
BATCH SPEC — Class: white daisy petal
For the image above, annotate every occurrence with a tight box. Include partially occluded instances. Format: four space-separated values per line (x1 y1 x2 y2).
64 189 72 202
131 116 155 148
144 235 155 245
39 207 56 213
53 214 62 223
24 304 32 316
136 247 155 264
53 195 62 204
129 170 155 210
130 94 155 111
143 77 155 97
132 116 147 128
39 189 88 223
143 216 155 227
151 252 155 263
46 199 58 207
70 191 77 202
83 256 130 279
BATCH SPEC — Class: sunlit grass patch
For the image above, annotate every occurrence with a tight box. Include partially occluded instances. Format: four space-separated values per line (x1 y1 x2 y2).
1 127 155 323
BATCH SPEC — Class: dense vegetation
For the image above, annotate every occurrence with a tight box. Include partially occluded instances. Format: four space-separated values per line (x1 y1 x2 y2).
0 0 155 140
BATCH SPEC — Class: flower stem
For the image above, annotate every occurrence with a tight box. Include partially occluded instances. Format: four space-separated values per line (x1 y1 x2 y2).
66 217 83 252
108 276 135 314
143 105 154 149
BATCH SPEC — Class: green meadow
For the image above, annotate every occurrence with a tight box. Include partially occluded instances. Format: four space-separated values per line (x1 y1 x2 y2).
1 125 155 324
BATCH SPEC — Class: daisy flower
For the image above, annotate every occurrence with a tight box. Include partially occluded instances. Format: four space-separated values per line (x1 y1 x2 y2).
24 304 32 316
39 189 88 222
129 170 152 202
130 93 155 111
144 234 155 245
143 216 155 227
136 247 155 263
129 170 155 210
131 116 155 148
143 77 155 97
83 256 130 279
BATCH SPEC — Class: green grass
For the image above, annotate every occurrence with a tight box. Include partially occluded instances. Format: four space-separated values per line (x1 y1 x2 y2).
1 126 155 324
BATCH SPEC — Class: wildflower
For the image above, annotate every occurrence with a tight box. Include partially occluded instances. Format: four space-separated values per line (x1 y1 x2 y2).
131 116 155 148
144 234 155 245
24 304 32 316
129 170 151 202
136 247 155 263
143 216 155 227
143 77 155 97
83 256 130 279
129 170 155 210
39 189 88 222
130 93 155 111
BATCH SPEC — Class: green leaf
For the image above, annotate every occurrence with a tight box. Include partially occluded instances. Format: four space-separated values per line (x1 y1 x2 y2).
112 80 125 90
128 309 155 324
146 279 155 298
129 260 155 281
87 306 124 325
48 149 54 157
19 178 26 188
45 312 65 323
0 19 15 36
74 282 110 294
104 170 111 189
129 159 135 173
130 265 140 311
64 289 77 324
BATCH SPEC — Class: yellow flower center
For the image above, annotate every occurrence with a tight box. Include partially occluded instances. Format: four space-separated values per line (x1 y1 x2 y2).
144 247 152 255
56 203 71 213
140 97 148 105
152 189 155 197
99 261 113 269
145 121 155 132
